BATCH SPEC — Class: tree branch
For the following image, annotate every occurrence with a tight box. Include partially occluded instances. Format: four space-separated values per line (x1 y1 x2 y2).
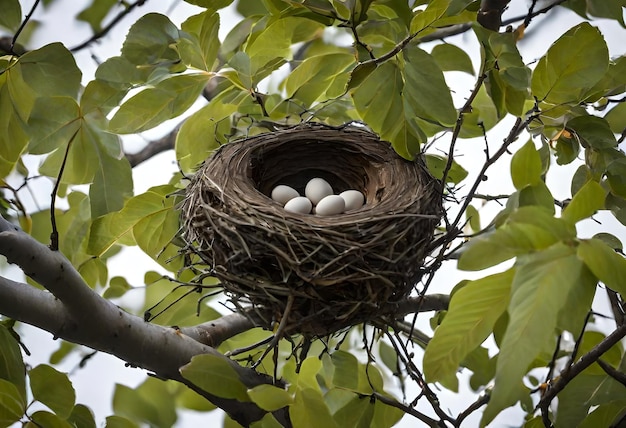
125 128 177 168
537 323 626 425
597 359 626 387
0 215 289 427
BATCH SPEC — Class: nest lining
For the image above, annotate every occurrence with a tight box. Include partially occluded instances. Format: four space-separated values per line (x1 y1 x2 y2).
181 123 443 337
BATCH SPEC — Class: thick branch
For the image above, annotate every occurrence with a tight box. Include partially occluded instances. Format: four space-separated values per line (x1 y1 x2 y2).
393 294 450 316
0 215 288 427
180 311 260 347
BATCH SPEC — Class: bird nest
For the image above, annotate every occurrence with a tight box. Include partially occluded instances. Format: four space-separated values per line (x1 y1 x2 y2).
181 123 443 338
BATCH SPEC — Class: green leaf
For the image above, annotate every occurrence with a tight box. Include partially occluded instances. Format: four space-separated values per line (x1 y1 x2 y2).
331 351 359 391
0 325 26 401
290 387 337 428
27 96 81 154
175 87 249 172
0 379 25 427
410 0 451 34
482 244 585 426
29 365 75 418
567 115 617 150
424 269 514 385
431 43 474 75
109 73 211 133
245 17 324 75
28 411 73 428
0 0 21 31
578 400 626 428
459 207 575 271
577 238 626 298
510 140 542 190
0 84 29 177
112 378 177 427
402 46 457 128
606 102 626 134
120 13 182 69
531 22 609 104
562 180 605 224
89 185 181 270
331 394 373 427
104 416 140 428
67 404 96 428
90 139 133 218
284 53 355 106
180 354 249 401
77 0 117 32
180 10 221 71
247 384 293 411
19 43 82 100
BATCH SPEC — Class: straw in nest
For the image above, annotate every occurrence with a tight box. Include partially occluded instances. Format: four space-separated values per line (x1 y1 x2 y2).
181 123 443 338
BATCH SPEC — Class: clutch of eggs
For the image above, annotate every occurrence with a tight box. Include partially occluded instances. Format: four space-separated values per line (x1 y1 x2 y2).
271 178 364 215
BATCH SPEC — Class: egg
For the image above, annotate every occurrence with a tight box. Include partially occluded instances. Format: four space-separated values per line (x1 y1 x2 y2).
283 197 312 214
271 185 299 205
340 190 365 212
305 178 333 205
315 195 345 216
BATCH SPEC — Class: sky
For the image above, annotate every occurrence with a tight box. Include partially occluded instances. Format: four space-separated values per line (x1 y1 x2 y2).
3 1 626 427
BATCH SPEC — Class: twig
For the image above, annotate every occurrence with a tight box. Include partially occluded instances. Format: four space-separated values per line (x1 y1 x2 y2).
597 359 626 387
537 323 626 423
454 393 490 427
10 0 40 54
70 0 149 52
606 288 625 327
372 392 445 428
125 127 178 167
251 294 295 369
50 128 80 251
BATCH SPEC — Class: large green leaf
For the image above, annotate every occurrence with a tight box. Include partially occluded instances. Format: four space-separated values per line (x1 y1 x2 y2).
290 387 337 428
27 411 73 428
0 325 26 401
331 351 359 391
104 416 140 428
76 0 117 32
247 384 293 411
578 400 626 428
29 365 76 419
561 180 605 224
567 115 617 150
180 10 221 71
351 61 424 159
180 354 249 401
531 22 609 104
510 140 542 190
424 269 514 387
109 73 211 133
245 17 324 75
88 185 180 270
120 13 183 70
0 379 24 426
67 404 96 428
284 53 355 106
577 238 626 298
175 87 250 172
431 43 474 75
482 244 586 426
0 0 21 31
458 207 576 271
402 46 457 128
410 0 451 35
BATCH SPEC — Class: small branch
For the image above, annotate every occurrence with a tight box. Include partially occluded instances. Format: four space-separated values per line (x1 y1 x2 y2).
372 392 444 428
180 311 261 347
454 393 490 427
70 0 149 52
596 359 626 387
392 294 450 316
10 0 41 54
537 323 626 421
606 288 625 327
125 128 177 168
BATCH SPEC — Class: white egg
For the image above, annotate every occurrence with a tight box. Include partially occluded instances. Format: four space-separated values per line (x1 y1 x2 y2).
340 190 365 212
305 178 333 205
315 195 345 216
283 197 312 214
271 185 299 205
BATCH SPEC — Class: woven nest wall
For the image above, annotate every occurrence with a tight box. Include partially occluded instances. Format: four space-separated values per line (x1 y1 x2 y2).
181 123 443 337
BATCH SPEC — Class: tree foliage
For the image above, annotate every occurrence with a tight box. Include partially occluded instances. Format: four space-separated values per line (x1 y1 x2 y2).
1 0 626 427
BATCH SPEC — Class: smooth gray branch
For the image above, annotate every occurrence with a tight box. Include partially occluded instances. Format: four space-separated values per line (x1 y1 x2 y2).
0 215 288 427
